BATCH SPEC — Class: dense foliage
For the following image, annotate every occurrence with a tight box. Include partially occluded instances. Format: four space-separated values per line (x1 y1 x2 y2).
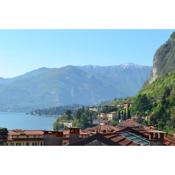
111 98 132 120
132 71 175 134
112 97 133 106
53 107 98 130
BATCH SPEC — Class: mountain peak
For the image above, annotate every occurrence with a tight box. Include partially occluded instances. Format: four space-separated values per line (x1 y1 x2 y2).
150 31 175 83
31 67 50 73
119 63 146 69
170 32 175 42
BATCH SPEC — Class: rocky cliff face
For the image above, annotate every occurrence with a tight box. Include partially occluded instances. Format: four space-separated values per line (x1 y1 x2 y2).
150 32 175 83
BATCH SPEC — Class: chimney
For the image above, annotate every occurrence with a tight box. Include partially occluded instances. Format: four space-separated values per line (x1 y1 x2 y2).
69 128 80 144
44 131 63 145
149 131 165 146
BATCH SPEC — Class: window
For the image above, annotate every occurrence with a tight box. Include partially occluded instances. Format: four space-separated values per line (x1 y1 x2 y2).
120 131 150 146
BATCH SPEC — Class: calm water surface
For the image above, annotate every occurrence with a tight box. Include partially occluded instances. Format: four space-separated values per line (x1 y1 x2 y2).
0 112 58 130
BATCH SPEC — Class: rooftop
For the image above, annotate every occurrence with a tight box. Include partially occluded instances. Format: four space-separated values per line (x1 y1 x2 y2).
84 124 121 134
118 119 142 128
69 132 140 146
63 130 89 136
9 130 44 136
120 131 150 146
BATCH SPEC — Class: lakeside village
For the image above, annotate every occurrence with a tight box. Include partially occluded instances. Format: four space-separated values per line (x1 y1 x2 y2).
1 102 175 146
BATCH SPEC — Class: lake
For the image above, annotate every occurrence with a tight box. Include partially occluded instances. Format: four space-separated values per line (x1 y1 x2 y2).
0 112 58 130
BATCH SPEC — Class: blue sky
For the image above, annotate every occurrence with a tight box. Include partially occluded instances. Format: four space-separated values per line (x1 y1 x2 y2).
0 29 174 78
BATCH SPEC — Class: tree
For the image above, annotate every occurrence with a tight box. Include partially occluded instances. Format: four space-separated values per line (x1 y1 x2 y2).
163 86 171 98
53 107 98 130
72 107 97 129
64 110 72 120
53 121 64 131
132 94 152 116
123 109 127 120
121 110 124 120
109 119 119 126
127 109 131 119
118 111 121 120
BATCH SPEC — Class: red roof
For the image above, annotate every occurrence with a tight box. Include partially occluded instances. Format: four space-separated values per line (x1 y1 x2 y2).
69 132 141 146
9 130 44 136
63 130 89 136
164 136 175 146
118 119 142 128
84 124 122 134
7 138 43 142
103 132 140 146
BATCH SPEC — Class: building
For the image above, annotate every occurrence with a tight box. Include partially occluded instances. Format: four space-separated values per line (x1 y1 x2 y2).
98 112 118 122
62 128 89 145
6 128 88 146
106 112 118 121
44 131 63 145
70 125 150 146
89 106 98 112
1 119 175 146
7 130 44 146
70 119 175 146
69 126 164 146
164 135 175 146
98 113 108 120
118 118 143 128
92 119 100 125
69 131 144 146
63 122 73 128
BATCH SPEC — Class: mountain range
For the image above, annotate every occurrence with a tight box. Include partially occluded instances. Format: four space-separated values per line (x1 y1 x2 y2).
0 63 151 112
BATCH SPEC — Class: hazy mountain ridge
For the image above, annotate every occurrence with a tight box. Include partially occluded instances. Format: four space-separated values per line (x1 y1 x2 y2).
0 64 151 112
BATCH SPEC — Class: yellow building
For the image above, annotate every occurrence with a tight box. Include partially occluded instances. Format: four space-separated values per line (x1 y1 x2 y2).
106 112 118 121
98 112 118 121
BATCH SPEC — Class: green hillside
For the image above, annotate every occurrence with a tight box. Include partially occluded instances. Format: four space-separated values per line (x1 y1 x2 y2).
132 71 175 134
141 71 175 97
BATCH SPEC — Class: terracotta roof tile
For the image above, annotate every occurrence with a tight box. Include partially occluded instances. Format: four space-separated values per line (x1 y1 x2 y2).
164 136 175 146
63 130 89 136
118 119 142 128
84 124 122 134
9 130 44 136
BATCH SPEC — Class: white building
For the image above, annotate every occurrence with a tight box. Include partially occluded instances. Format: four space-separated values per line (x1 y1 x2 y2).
63 122 73 128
